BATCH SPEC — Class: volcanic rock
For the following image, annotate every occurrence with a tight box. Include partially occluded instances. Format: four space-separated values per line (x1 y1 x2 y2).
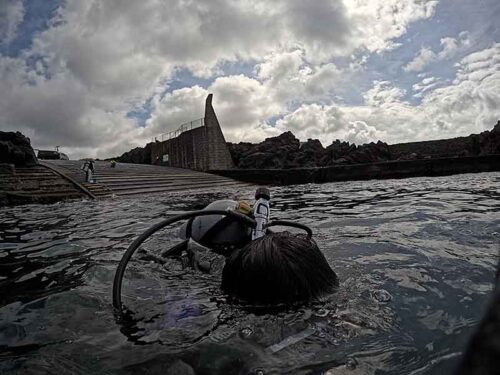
472 120 500 155
117 120 500 169
229 131 300 169
346 141 392 164
117 142 153 164
320 140 357 166
0 131 38 167
290 139 326 168
320 141 392 165
229 133 394 169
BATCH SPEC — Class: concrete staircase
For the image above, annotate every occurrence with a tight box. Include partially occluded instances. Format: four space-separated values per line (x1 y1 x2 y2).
43 160 252 198
0 164 85 204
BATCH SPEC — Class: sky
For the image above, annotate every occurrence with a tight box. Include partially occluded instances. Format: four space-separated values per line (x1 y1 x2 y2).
0 0 499 159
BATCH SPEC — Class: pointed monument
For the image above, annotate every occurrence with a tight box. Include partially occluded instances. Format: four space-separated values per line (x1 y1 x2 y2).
204 94 235 170
149 94 234 171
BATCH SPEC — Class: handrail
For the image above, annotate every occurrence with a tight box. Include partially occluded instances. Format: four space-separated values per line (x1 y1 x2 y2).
151 117 204 143
38 161 97 200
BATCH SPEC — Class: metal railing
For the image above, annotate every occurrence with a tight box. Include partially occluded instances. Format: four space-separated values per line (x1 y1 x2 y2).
151 117 205 143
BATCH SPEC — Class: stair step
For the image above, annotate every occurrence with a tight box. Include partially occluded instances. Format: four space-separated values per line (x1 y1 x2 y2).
4 190 84 198
117 182 253 196
94 179 243 192
41 160 252 200
93 177 236 186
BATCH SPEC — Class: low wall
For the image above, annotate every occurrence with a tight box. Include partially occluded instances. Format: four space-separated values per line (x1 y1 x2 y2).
211 154 500 185
388 137 472 158
151 127 208 170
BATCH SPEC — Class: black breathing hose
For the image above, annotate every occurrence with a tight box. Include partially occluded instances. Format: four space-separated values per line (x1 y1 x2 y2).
265 220 313 239
112 209 256 314
112 209 314 316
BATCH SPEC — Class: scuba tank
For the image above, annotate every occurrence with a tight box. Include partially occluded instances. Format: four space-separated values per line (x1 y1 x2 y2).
179 199 253 251
178 189 271 250
112 187 335 316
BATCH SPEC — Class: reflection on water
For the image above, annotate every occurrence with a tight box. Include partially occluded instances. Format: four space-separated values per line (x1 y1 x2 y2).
0 172 499 374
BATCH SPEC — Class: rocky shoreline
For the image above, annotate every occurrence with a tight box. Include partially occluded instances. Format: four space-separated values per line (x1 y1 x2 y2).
212 154 500 185
227 121 500 169
116 121 500 170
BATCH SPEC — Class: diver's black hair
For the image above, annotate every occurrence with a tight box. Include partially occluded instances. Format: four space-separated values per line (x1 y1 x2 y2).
221 231 338 305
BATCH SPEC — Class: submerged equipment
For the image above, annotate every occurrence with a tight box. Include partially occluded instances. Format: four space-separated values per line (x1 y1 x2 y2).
112 187 338 316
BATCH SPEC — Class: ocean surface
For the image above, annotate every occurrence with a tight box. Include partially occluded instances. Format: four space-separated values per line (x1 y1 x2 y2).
1 172 499 374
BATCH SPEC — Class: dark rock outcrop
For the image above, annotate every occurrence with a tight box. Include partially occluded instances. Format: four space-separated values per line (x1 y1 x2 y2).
227 121 499 169
390 121 500 159
466 120 500 156
345 141 392 164
115 120 499 170
117 142 153 164
229 131 301 169
229 133 392 169
320 140 357 165
320 140 391 166
0 131 38 167
291 139 326 168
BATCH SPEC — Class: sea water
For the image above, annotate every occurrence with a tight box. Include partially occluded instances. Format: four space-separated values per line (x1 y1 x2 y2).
0 172 499 374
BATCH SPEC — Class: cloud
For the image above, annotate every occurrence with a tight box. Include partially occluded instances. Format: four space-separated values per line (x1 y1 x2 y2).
363 80 407 106
412 76 440 96
439 31 471 59
0 54 145 158
147 75 283 144
147 51 349 144
404 31 471 72
403 47 437 72
275 43 500 145
1 0 487 159
0 0 24 45
274 103 389 145
344 0 439 53
255 50 345 104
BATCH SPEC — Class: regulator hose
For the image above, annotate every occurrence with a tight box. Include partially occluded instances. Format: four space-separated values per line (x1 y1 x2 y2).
112 209 256 314
265 220 313 239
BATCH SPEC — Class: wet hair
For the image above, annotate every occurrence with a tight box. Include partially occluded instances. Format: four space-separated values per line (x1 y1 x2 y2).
221 231 338 305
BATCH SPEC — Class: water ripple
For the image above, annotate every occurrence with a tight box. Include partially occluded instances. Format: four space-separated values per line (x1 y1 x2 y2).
0 172 498 374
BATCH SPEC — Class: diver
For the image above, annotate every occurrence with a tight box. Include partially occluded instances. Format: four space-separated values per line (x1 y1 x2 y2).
113 187 338 314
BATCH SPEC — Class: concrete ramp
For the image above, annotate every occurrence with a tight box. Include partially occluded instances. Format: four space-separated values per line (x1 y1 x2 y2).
44 160 252 198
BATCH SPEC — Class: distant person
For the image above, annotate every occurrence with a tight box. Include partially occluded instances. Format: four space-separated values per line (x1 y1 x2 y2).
81 160 95 183
110 160 116 168
88 160 95 182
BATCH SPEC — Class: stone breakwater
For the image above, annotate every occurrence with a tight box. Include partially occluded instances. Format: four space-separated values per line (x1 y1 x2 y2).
212 155 500 185
228 121 500 169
